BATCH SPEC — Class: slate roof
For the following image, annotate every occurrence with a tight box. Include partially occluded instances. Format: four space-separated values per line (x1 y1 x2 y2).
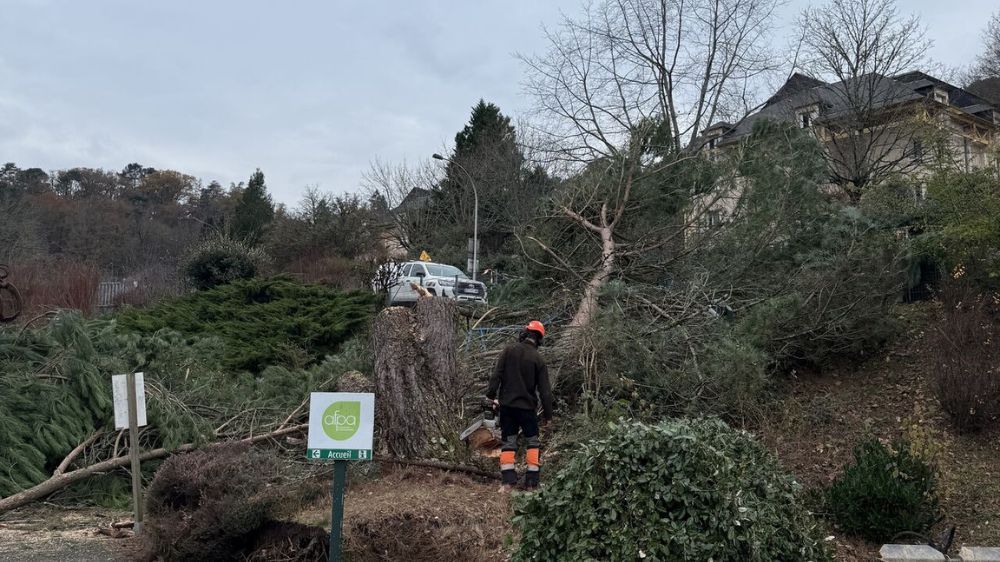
708 71 999 148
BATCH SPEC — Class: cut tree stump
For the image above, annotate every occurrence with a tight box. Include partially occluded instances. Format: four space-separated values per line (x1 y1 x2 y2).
372 298 462 458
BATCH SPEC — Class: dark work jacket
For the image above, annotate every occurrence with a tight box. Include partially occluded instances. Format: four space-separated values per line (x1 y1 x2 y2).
486 341 554 419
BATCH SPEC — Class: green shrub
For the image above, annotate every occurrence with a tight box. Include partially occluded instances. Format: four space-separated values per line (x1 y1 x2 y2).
181 236 272 290
826 437 938 541
923 169 1000 289
589 307 771 422
513 418 830 562
117 277 376 372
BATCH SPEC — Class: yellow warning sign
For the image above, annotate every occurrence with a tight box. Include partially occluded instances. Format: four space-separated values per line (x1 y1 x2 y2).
418 251 432 262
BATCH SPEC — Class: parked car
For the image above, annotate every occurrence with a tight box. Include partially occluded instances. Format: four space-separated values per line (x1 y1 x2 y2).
379 261 487 305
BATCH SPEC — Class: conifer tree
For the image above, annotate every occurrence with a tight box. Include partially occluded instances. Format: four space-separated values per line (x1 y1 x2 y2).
232 169 274 244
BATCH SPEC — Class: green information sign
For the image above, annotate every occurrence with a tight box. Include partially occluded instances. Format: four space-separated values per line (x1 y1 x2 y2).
307 392 376 562
307 449 372 461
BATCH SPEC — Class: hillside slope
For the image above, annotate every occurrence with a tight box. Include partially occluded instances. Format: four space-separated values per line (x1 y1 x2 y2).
760 302 1000 559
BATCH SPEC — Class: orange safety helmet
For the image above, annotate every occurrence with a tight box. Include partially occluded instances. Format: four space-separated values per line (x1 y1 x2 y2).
525 320 545 338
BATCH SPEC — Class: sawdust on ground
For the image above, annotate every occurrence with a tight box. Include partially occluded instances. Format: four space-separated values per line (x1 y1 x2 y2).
0 506 136 562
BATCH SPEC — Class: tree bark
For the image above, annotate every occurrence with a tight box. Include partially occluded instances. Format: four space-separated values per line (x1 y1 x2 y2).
53 429 104 476
569 224 616 329
372 299 462 458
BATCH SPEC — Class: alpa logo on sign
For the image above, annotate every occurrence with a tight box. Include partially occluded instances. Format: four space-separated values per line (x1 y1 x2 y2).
322 401 360 441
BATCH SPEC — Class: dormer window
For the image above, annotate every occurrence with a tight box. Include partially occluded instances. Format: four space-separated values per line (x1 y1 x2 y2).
932 88 948 105
707 137 718 150
796 105 819 129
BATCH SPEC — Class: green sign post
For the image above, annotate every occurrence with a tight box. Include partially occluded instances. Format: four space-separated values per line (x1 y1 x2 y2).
307 392 375 562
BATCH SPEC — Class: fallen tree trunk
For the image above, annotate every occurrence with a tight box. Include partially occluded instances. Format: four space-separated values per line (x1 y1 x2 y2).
377 458 498 480
0 423 308 516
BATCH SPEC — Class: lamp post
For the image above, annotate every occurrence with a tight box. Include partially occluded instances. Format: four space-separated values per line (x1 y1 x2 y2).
432 153 479 281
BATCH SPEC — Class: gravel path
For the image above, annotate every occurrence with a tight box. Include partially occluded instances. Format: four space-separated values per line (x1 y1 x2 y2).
0 507 134 562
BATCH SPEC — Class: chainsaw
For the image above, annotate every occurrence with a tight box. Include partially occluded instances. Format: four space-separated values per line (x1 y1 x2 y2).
459 397 502 453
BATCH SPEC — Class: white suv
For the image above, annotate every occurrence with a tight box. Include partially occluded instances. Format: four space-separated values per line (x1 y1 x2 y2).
382 261 487 305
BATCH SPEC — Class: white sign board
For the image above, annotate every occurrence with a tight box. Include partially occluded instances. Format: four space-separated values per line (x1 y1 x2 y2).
112 373 147 430
307 392 374 461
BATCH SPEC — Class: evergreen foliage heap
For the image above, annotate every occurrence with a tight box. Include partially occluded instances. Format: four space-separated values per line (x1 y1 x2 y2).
117 277 377 372
0 313 222 497
1 281 373 499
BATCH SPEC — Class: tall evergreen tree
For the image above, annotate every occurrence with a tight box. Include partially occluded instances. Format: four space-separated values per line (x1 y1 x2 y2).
232 169 274 244
428 100 548 266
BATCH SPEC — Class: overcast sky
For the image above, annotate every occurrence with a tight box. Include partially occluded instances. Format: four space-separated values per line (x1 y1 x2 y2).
0 0 994 204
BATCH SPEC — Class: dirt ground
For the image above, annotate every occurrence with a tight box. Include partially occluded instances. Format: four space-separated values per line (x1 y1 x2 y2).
0 506 136 561
296 466 513 562
759 302 1000 561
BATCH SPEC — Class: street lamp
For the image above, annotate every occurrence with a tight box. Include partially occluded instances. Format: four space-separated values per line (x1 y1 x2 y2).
432 153 479 281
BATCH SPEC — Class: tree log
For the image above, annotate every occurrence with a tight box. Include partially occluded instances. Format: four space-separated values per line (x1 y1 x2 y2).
0 424 307 516
377 458 498 480
53 429 104 476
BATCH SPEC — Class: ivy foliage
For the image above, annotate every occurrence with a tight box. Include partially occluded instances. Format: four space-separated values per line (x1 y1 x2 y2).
826 437 938 542
513 418 830 562
117 277 376 372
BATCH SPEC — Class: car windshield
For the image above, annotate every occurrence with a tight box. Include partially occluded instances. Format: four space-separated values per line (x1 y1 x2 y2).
424 264 467 278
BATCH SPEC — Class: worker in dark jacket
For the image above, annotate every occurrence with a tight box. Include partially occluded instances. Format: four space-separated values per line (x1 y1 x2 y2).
486 320 553 490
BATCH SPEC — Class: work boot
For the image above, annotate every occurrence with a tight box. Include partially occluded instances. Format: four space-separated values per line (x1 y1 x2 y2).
501 468 518 488
524 470 540 490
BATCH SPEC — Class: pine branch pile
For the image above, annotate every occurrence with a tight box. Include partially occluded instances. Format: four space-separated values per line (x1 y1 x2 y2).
0 287 374 501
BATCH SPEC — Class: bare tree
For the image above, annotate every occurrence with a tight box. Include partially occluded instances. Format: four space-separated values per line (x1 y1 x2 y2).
361 158 441 252
521 122 720 333
521 0 781 161
799 0 932 196
972 11 1000 81
519 0 776 335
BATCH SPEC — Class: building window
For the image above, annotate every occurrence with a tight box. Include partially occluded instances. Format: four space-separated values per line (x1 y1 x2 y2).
796 107 818 129
706 210 722 228
911 139 924 163
933 89 948 105
707 137 717 150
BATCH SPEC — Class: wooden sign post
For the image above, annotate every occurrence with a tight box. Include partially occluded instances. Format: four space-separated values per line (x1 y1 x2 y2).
306 392 375 562
112 372 147 535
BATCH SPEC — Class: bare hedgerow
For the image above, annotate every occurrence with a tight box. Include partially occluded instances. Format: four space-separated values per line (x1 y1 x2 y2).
931 283 1000 433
